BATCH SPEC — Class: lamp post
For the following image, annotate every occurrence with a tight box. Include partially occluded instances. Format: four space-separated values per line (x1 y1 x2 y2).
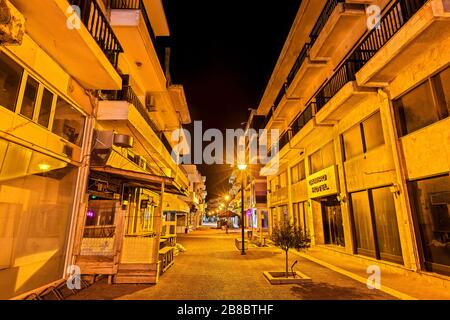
238 163 247 255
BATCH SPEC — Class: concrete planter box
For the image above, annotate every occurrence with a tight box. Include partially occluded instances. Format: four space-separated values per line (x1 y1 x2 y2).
263 271 312 285
235 238 249 251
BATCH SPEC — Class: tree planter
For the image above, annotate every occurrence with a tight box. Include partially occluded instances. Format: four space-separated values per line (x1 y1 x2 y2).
235 238 248 251
263 271 312 285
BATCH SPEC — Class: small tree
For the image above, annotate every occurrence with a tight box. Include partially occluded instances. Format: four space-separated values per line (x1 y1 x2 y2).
271 219 311 277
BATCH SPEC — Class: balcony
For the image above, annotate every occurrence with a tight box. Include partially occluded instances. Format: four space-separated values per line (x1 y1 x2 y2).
11 0 123 89
314 0 429 122
286 43 328 99
356 0 450 87
308 0 370 62
314 61 377 123
97 86 174 171
108 0 167 92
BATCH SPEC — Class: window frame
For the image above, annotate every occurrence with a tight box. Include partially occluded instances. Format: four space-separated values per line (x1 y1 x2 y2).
394 66 450 137
349 185 403 264
0 51 25 113
342 112 385 161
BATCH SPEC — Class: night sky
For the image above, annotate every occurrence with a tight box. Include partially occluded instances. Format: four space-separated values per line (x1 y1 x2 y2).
164 0 302 201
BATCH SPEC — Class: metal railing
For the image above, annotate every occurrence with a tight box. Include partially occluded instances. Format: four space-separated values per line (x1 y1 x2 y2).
102 85 175 156
315 0 427 112
310 0 344 44
291 102 315 136
69 0 123 69
351 0 427 67
315 59 362 111
265 0 343 127
109 0 157 43
286 43 312 87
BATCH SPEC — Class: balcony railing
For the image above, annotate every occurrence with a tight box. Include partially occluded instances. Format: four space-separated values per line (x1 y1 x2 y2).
350 0 427 67
315 0 427 112
286 43 312 87
109 0 157 43
316 58 362 111
69 0 123 69
266 0 428 160
310 0 344 44
291 102 315 136
265 0 343 126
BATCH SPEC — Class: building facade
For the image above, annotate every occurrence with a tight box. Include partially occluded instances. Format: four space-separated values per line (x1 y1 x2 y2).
0 0 198 299
259 0 450 283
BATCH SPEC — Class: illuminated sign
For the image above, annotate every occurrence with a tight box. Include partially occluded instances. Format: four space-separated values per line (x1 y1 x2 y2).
307 165 339 199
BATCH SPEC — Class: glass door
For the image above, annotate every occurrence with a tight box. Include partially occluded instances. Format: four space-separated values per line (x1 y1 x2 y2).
322 199 345 246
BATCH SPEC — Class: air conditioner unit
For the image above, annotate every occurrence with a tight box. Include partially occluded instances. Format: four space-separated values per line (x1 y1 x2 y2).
114 134 134 148
145 94 157 112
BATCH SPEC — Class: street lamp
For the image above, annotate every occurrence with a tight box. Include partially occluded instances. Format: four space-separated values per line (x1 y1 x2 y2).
238 163 247 255
224 195 230 201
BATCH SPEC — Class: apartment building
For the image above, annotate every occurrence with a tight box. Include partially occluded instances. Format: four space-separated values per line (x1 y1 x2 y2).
259 0 450 282
0 0 194 299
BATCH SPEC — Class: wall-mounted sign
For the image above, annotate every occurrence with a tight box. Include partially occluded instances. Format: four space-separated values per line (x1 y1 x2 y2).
307 165 339 199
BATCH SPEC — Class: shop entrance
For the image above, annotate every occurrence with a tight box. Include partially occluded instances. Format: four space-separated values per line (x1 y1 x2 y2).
321 198 345 247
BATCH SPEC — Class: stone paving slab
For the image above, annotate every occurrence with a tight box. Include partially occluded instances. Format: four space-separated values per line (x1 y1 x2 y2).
69 227 395 300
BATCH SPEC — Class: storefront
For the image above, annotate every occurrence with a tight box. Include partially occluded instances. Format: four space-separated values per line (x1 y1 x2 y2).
307 165 344 247
0 138 80 298
409 175 450 276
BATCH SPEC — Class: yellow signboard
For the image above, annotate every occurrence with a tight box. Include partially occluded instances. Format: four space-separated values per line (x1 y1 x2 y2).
307 165 339 199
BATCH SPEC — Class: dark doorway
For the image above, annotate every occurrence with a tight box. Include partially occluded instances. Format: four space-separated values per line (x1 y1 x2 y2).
322 198 345 247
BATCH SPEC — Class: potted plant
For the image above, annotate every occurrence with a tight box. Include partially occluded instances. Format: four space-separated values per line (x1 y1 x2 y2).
263 218 311 285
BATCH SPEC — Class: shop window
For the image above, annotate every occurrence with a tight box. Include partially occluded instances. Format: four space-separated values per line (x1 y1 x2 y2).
38 88 54 128
0 138 77 291
0 52 23 112
395 67 450 136
52 97 86 146
410 175 450 276
350 188 403 263
20 76 39 120
350 191 376 256
372 187 403 263
362 112 384 152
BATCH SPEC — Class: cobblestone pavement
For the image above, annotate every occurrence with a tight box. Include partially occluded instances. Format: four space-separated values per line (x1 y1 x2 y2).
70 227 395 300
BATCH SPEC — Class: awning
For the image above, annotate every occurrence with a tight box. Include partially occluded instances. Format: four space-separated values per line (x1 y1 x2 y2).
218 210 240 218
90 166 184 195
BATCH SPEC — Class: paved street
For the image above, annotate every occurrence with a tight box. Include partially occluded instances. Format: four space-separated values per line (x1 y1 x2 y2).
70 227 394 300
